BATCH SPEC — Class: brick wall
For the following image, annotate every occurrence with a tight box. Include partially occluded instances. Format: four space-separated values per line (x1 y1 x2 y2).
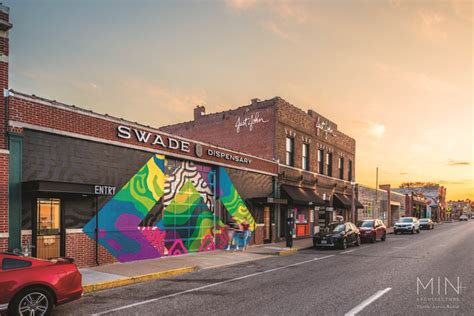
161 99 277 160
65 231 117 268
276 99 355 181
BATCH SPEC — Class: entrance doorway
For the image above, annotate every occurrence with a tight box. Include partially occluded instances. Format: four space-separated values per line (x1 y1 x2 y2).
35 198 62 259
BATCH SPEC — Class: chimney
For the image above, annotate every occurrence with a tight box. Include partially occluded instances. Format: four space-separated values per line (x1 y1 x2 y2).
194 105 206 120
251 98 260 105
307 109 318 119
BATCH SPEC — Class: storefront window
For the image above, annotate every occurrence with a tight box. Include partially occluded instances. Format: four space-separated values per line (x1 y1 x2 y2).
348 160 352 181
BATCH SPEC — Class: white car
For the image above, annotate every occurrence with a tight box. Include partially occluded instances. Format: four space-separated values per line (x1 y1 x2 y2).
394 217 420 234
459 215 468 221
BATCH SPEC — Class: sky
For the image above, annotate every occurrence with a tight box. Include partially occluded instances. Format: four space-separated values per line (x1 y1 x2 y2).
4 0 473 200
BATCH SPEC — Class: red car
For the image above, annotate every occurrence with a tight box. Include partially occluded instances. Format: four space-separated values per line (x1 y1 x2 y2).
356 219 387 243
0 253 82 315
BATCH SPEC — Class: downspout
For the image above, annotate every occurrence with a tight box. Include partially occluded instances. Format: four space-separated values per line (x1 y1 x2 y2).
95 195 99 266
4 89 8 149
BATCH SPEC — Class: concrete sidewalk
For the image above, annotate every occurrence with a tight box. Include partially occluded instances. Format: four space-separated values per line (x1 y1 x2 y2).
80 238 313 293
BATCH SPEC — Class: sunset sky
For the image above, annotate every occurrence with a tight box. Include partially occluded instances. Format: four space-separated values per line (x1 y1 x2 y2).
5 0 473 200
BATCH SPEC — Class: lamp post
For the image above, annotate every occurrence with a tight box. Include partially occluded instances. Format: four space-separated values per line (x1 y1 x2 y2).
374 167 378 219
351 181 356 223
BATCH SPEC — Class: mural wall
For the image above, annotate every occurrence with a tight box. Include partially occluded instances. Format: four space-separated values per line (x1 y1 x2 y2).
83 154 255 262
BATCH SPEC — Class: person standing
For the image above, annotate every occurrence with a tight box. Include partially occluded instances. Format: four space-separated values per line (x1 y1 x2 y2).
226 217 237 251
241 219 251 251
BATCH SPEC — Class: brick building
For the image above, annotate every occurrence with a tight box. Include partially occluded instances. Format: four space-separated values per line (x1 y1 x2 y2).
161 97 363 239
0 6 283 267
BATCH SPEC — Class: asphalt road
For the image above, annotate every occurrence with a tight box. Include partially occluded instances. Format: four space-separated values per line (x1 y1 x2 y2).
56 220 474 316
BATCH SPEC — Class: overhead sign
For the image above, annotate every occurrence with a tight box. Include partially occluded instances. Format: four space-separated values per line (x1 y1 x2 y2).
117 125 191 153
94 185 116 196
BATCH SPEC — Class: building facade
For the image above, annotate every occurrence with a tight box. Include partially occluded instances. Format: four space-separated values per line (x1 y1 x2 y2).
392 185 446 222
161 98 362 239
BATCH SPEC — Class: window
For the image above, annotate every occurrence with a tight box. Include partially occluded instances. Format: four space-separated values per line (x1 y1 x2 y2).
2 258 32 270
302 143 309 171
285 137 295 166
348 160 353 182
318 149 324 174
339 157 344 180
326 152 333 177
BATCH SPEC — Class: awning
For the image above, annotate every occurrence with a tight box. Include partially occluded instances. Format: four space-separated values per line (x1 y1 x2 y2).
281 185 325 206
355 199 364 209
333 193 352 209
22 180 115 196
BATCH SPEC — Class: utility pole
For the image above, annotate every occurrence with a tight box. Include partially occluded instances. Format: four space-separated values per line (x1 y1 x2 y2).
374 167 378 219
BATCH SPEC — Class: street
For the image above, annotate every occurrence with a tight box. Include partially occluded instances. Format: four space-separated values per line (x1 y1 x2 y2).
56 220 474 316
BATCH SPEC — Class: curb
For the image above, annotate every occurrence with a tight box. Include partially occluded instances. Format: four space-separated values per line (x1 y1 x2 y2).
82 266 198 294
277 245 312 255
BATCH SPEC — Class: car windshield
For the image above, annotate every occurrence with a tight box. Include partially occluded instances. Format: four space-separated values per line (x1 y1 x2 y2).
399 218 413 223
357 220 374 227
419 219 429 222
333 224 345 233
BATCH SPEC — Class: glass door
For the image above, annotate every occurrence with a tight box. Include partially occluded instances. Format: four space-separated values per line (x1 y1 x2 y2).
36 198 61 259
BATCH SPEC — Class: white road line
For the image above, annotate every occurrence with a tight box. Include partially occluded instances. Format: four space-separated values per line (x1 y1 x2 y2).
392 246 407 249
92 254 335 315
344 287 392 316
340 249 355 254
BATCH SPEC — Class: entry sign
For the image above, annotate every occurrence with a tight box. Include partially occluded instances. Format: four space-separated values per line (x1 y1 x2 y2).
94 185 116 196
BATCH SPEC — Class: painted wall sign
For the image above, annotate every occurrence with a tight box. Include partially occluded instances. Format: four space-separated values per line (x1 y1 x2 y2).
207 149 252 165
235 112 269 133
316 117 335 139
94 185 116 196
117 125 190 153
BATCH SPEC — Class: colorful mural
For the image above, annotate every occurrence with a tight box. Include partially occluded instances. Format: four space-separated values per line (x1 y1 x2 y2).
83 155 255 262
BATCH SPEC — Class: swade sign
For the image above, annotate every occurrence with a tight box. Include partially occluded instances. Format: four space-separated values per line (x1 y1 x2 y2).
117 125 190 153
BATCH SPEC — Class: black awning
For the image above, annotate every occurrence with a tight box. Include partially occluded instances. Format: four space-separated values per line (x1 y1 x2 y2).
281 185 325 206
22 180 114 196
355 199 364 209
333 193 352 209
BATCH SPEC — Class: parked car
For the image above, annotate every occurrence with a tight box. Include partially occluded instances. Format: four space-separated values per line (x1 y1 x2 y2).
356 219 386 243
471 214 474 219
419 218 434 230
459 215 468 221
394 217 420 234
313 222 361 250
0 253 82 315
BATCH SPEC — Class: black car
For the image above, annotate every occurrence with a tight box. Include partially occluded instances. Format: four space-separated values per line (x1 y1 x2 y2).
419 218 434 230
313 222 361 250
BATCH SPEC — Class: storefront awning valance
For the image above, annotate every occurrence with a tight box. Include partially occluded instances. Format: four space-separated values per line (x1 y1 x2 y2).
248 197 288 205
22 180 116 196
333 193 352 209
281 185 325 206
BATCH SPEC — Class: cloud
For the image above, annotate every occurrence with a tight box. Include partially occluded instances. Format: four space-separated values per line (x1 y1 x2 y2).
374 61 458 95
262 20 291 41
389 0 401 8
447 160 471 166
400 172 408 175
226 0 257 10
415 10 447 41
351 120 386 138
450 0 473 23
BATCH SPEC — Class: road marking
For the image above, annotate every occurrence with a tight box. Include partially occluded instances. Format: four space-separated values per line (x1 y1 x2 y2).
392 246 407 249
340 249 355 254
344 287 392 316
92 255 335 315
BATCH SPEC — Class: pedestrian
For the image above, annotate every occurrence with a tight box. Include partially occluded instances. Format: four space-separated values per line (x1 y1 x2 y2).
226 217 237 251
233 220 243 251
241 219 251 251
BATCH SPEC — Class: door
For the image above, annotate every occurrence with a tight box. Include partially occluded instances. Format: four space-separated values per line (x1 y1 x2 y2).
35 198 62 259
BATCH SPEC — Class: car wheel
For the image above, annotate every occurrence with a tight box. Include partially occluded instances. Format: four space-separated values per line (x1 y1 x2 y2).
371 234 376 243
381 233 386 241
411 228 415 234
355 236 361 246
416 228 420 234
9 287 54 316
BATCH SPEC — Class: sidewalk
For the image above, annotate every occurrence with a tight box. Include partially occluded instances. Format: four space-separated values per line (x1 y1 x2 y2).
80 238 313 293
